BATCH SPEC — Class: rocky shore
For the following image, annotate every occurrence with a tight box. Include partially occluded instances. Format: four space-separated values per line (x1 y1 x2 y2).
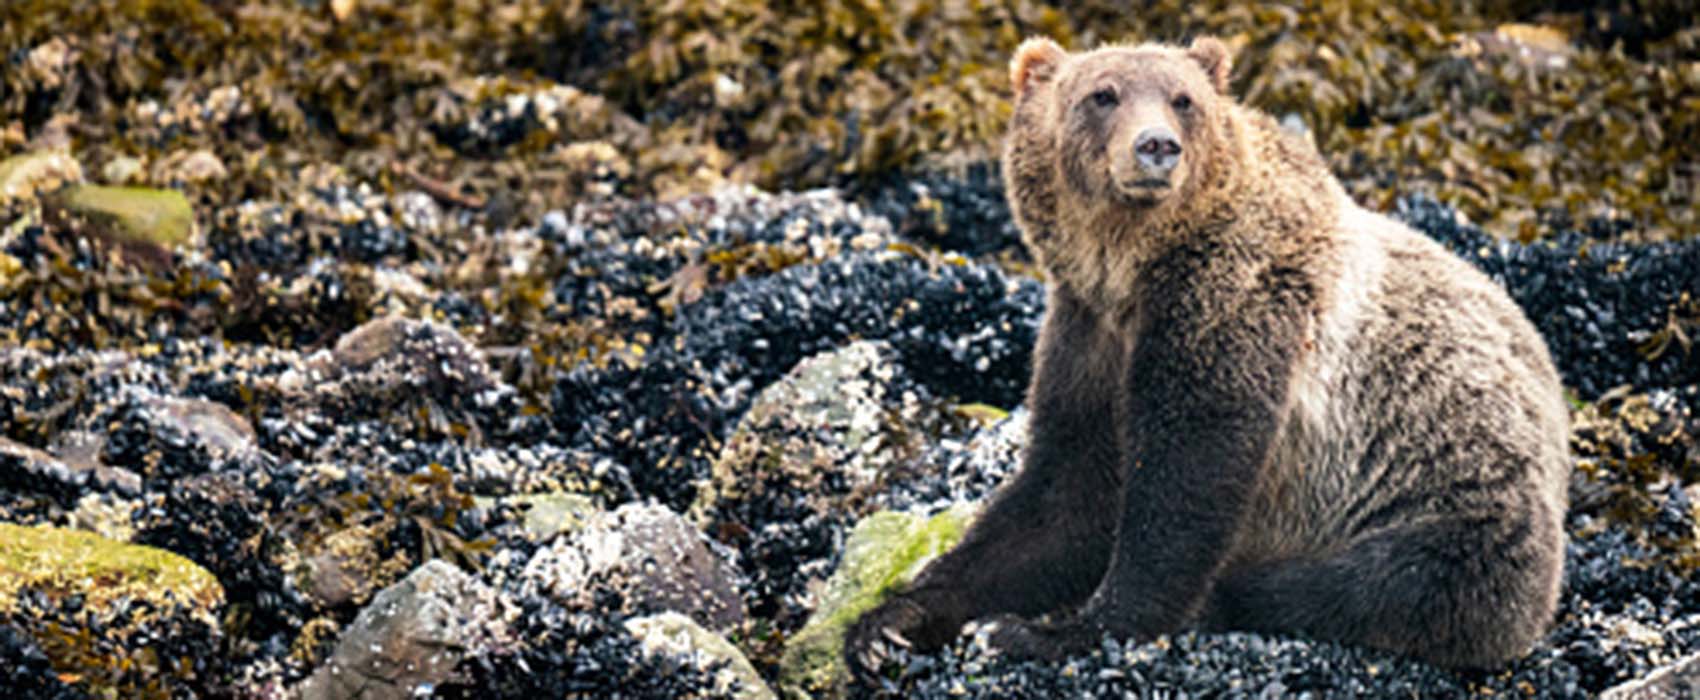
2 2 1697 698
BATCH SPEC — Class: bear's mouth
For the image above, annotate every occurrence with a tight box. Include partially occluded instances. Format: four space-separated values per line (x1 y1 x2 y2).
1115 178 1171 205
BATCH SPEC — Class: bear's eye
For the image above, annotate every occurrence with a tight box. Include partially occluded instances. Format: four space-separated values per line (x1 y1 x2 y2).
1171 94 1193 112
1088 88 1119 109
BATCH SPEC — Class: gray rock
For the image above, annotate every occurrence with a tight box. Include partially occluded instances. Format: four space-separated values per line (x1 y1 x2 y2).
524 502 746 632
298 560 512 700
1602 653 1700 700
146 395 257 459
694 340 947 521
0 435 139 500
625 612 776 700
322 315 499 396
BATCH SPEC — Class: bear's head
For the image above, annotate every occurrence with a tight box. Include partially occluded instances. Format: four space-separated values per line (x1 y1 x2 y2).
1006 37 1236 219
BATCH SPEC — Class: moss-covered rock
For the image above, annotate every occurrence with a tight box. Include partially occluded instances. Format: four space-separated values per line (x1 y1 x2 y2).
476 491 599 542
0 523 226 698
0 522 222 621
55 184 194 249
779 504 977 698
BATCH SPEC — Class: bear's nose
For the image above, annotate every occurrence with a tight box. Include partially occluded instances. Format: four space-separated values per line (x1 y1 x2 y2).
1134 127 1182 174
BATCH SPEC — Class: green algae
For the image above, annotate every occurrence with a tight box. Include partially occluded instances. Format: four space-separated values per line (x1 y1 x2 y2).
779 504 977 698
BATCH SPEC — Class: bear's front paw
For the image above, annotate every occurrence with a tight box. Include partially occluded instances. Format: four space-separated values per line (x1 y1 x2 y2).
985 615 1100 661
845 595 946 682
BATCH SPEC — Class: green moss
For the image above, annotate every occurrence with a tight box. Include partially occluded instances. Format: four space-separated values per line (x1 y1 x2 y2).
57 184 194 248
779 504 977 698
0 522 223 620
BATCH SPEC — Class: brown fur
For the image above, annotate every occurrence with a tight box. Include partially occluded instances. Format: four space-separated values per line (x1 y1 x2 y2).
846 36 1569 675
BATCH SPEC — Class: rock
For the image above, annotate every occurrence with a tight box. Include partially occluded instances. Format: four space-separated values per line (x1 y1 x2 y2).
0 149 82 203
779 504 977 697
68 492 139 542
101 392 258 481
0 523 223 623
524 502 746 632
100 155 144 184
0 436 90 504
151 149 227 185
297 524 409 609
46 430 144 496
331 315 455 370
0 436 141 507
54 184 195 249
303 315 513 443
1602 653 1700 700
695 340 945 522
298 559 511 700
625 611 777 700
475 491 599 542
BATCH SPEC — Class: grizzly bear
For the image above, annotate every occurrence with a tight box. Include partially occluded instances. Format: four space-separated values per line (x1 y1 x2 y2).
846 36 1570 674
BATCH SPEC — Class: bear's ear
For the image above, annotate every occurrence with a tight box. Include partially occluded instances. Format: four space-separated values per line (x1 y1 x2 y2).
1011 37 1067 98
1187 36 1233 94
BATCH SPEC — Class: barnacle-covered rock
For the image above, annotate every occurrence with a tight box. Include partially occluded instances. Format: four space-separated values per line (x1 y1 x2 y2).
1602 653 1700 700
625 611 778 700
697 340 948 525
0 149 82 203
524 502 746 632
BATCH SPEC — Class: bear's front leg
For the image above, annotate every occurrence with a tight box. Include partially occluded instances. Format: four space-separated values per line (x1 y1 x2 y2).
994 274 1309 659
845 289 1126 679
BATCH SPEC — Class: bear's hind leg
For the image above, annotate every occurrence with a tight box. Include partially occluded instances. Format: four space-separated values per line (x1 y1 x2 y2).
1204 512 1563 668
